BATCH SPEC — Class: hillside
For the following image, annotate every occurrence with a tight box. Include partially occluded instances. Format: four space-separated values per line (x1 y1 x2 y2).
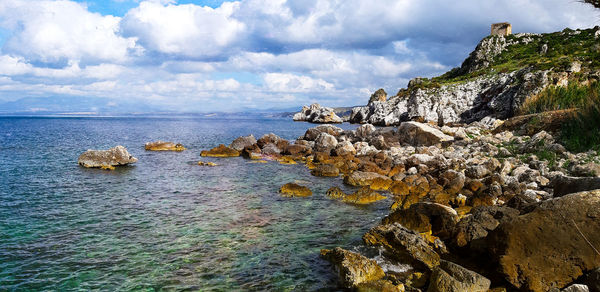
348 26 600 126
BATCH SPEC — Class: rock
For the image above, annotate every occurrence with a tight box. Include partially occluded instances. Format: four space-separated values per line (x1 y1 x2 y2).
572 163 600 177
144 141 185 151
452 206 520 248
398 122 454 146
333 141 356 156
326 187 346 200
562 284 590 292
201 144 240 157
465 165 490 179
383 202 458 240
230 135 257 151
553 175 600 197
303 125 344 140
440 170 465 195
586 268 600 292
311 164 340 177
369 88 387 103
487 190 600 291
356 280 404 292
198 161 217 167
279 183 312 197
257 133 283 148
320 247 385 288
427 260 491 292
293 103 343 124
261 143 282 156
363 223 440 270
78 145 138 168
356 124 377 140
241 144 261 159
314 132 338 152
354 142 379 157
344 171 389 187
284 144 312 156
341 187 387 204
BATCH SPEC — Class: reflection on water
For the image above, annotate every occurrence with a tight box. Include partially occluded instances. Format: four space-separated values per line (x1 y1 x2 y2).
0 116 388 290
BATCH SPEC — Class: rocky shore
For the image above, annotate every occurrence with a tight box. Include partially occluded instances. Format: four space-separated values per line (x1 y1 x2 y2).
204 119 600 291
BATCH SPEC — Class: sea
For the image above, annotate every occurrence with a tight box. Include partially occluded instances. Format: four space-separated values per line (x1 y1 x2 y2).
0 116 391 291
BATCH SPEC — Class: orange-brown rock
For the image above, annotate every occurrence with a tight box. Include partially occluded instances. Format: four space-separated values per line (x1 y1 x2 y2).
488 190 600 291
279 183 312 197
383 202 459 240
144 141 186 151
344 171 390 187
320 247 385 288
201 144 240 157
342 187 387 205
311 164 340 177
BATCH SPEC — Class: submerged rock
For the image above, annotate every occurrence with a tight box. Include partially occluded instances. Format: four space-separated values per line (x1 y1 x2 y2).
201 144 240 157
427 260 491 292
279 183 312 197
198 161 218 167
78 145 138 168
320 247 385 288
488 190 600 291
144 141 185 151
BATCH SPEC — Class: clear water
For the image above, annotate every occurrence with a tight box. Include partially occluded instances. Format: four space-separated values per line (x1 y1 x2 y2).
0 116 390 291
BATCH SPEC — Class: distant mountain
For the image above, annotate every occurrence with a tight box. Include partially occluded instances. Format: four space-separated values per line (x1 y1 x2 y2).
0 96 160 115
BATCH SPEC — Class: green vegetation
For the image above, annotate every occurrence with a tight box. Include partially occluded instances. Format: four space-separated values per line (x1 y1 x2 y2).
410 28 600 90
520 82 599 114
519 81 600 152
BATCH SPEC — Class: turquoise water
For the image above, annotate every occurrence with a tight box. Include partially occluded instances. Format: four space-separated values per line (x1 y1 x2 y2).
0 116 390 291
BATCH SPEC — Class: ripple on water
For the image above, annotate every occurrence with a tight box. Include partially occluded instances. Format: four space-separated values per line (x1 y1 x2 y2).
0 116 387 291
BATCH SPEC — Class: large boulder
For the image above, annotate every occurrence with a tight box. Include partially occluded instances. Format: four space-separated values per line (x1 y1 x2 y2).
452 206 520 248
230 135 257 151
383 202 458 240
363 223 440 270
293 103 343 124
78 145 138 168
144 141 185 151
320 247 385 288
398 122 454 146
553 175 600 197
314 132 338 152
311 164 340 177
488 190 600 291
201 144 240 157
303 125 344 140
339 187 387 204
427 260 491 292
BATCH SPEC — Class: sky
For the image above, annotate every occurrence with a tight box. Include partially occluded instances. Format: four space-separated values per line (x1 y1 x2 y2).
0 0 597 113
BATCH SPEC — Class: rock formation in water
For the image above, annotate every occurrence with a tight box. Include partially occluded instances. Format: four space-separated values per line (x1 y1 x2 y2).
144 141 186 151
293 103 343 123
78 145 138 169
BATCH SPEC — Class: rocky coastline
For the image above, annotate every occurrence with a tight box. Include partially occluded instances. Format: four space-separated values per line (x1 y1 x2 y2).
200 118 600 291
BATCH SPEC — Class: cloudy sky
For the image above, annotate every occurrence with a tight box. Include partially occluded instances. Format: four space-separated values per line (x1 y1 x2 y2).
0 0 597 113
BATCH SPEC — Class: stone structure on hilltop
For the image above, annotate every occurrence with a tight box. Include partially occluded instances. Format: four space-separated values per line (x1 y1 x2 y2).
491 22 512 36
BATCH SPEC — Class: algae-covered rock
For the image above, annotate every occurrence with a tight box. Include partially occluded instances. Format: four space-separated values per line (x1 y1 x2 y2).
78 145 138 168
198 161 218 167
342 187 386 204
427 260 491 292
144 141 186 151
279 183 312 197
201 144 240 157
488 190 600 291
383 202 458 240
311 164 340 177
344 171 390 187
320 247 385 288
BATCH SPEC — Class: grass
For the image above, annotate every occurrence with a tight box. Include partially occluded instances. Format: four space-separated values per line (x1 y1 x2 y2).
520 82 599 115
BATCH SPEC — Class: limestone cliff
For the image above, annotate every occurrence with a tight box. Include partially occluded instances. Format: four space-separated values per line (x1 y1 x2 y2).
348 27 600 126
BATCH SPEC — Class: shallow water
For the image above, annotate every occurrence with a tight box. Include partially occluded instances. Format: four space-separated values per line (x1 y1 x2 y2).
0 116 391 291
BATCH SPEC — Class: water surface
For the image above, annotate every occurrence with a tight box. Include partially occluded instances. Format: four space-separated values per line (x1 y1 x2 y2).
0 116 390 291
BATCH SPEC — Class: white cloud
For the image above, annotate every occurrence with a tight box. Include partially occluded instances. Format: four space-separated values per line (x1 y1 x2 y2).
0 0 137 64
263 73 334 93
121 1 246 58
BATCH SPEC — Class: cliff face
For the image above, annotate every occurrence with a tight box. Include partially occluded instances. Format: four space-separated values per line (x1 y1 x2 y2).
349 27 600 126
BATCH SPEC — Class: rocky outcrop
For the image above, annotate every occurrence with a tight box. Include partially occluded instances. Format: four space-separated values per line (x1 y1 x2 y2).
320 247 385 288
144 141 185 151
293 103 343 124
487 190 600 291
201 144 240 157
230 135 257 151
427 260 491 292
78 145 138 169
279 183 312 197
369 89 387 103
553 175 600 197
